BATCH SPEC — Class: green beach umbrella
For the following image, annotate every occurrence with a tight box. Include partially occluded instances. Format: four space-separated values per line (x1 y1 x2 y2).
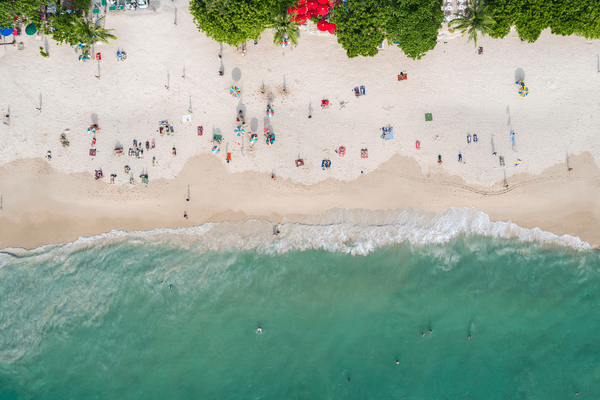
25 23 37 35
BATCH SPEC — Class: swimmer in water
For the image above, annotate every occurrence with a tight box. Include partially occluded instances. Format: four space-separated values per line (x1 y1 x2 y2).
468 335 472 339
422 332 425 337
257 327 262 333
347 378 351 383
169 285 173 290
160 281 164 285
429 329 432 334
396 360 399 365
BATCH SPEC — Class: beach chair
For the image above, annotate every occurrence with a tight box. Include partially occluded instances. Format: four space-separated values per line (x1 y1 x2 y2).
360 86 366 95
295 159 304 167
198 126 203 136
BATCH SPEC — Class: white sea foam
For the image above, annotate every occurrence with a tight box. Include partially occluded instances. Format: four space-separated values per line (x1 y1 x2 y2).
0 207 593 259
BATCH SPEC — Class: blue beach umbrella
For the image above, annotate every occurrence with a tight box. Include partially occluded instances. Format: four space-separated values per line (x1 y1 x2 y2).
0 26 14 36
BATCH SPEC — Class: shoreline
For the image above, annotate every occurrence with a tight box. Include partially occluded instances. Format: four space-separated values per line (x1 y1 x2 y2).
1 151 599 250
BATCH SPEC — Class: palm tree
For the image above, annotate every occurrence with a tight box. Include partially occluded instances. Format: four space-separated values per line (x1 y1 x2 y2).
73 16 116 46
271 12 300 46
449 0 494 47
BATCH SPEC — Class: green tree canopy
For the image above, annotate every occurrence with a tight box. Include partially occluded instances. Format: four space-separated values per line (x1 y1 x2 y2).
331 0 386 58
190 0 295 47
0 0 45 27
385 0 443 60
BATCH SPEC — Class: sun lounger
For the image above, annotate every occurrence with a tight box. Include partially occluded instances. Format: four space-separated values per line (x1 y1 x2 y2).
360 86 366 95
398 71 407 81
361 149 368 159
321 159 331 169
382 127 393 140
198 126 203 136
338 146 346 156
354 87 360 97
226 152 232 163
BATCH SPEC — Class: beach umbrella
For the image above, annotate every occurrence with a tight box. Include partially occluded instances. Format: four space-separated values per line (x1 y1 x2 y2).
25 23 37 35
317 20 329 31
296 5 307 15
267 108 274 117
287 7 296 14
328 22 336 34
318 0 328 3
0 26 13 36
519 86 529 97
235 126 245 136
307 0 318 10
308 9 318 19
298 0 306 3
230 86 241 97
317 4 329 15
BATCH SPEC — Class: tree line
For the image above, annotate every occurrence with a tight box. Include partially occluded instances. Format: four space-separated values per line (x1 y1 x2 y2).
1 0 116 53
190 0 600 60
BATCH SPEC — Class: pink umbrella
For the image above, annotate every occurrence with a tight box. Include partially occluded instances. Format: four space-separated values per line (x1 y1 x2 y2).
317 20 329 31
306 0 318 10
317 4 329 15
328 22 336 34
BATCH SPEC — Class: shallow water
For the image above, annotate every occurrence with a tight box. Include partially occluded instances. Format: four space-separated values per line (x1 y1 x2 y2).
1 227 599 399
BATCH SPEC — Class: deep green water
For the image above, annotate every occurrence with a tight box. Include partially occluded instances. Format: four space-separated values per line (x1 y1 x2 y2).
1 234 599 399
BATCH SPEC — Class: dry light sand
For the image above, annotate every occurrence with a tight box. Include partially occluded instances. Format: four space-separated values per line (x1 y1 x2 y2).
1 0 600 249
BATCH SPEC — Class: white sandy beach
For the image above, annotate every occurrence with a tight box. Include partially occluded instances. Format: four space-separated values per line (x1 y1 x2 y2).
1 0 600 249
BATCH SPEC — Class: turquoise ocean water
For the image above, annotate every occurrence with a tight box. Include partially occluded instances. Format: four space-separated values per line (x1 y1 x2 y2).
1 209 599 399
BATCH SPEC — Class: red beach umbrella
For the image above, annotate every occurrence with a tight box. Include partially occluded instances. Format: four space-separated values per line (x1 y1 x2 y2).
297 16 307 24
298 0 306 4
317 0 328 3
328 22 336 34
308 9 319 19
306 0 318 10
317 4 329 15
296 5 308 15
287 7 295 14
317 20 329 31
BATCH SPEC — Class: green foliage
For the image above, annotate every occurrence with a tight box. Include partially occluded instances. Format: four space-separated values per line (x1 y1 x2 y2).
385 0 443 60
51 13 116 47
486 0 600 42
189 0 295 47
39 46 49 57
0 0 44 27
271 12 300 46
331 0 386 58
449 0 494 47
